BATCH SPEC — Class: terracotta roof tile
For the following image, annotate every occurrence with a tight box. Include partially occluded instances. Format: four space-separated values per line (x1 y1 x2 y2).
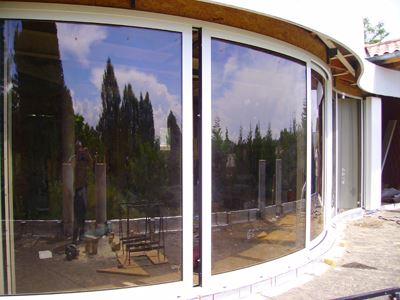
365 38 400 57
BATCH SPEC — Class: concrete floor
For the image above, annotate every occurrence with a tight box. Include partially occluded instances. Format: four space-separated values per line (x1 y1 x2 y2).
248 208 400 299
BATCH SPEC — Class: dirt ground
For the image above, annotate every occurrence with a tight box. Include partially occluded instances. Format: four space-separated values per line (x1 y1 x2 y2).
253 209 400 299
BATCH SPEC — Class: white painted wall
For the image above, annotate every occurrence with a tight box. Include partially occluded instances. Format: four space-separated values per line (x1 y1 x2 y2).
359 62 400 98
364 97 382 210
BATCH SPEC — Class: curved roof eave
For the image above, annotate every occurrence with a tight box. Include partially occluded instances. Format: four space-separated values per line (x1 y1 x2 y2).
202 0 400 98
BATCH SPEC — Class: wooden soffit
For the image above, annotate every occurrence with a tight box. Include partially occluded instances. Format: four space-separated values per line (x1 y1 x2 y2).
3 0 328 62
5 0 367 96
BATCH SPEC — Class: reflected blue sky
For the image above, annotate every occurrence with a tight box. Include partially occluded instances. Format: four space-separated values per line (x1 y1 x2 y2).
212 39 306 141
56 23 182 137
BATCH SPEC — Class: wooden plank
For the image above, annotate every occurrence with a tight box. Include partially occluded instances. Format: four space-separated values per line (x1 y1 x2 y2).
334 78 364 97
331 53 354 59
97 264 149 276
146 250 168 265
321 36 356 77
382 120 397 169
335 51 356 77
333 71 349 77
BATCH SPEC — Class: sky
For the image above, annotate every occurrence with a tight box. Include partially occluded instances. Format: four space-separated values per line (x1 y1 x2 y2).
361 0 400 41
212 39 306 141
7 6 397 145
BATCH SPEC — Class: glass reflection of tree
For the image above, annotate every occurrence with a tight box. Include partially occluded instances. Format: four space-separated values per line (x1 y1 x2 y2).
212 114 305 211
12 23 182 220
95 58 181 218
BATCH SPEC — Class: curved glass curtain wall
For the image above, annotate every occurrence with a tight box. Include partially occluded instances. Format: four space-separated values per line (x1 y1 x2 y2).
2 20 182 294
310 70 325 240
211 38 307 274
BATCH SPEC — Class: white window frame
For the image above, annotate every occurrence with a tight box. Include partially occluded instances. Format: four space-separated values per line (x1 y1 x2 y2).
0 2 193 298
309 62 332 249
201 25 332 291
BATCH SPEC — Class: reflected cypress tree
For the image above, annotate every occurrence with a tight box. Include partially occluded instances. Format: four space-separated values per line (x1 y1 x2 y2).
263 124 276 204
119 84 139 192
212 118 225 209
138 92 155 146
121 84 139 157
252 123 263 178
97 58 121 177
167 111 181 185
278 124 297 198
245 125 256 195
12 20 71 219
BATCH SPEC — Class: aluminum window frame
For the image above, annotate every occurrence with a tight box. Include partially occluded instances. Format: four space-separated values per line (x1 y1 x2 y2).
201 25 333 291
0 2 194 298
309 62 332 248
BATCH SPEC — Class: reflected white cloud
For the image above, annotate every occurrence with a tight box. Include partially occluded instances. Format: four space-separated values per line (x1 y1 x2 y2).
57 23 107 67
213 42 306 141
223 54 239 81
72 95 102 127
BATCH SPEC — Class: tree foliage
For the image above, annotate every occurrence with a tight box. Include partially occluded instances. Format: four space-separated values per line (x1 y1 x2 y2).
363 17 389 44
97 58 122 176
11 25 182 219
212 119 305 211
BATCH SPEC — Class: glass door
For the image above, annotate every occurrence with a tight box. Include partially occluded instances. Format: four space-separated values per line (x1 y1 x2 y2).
338 97 361 212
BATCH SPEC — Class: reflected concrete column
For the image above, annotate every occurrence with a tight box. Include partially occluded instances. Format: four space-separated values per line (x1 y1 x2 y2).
275 159 282 216
95 163 107 233
258 160 266 218
62 163 74 236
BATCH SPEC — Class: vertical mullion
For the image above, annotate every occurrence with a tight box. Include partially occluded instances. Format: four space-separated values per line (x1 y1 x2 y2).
360 100 364 208
324 79 333 224
305 63 311 248
181 27 194 290
4 21 15 294
0 20 6 295
192 27 202 287
200 29 212 286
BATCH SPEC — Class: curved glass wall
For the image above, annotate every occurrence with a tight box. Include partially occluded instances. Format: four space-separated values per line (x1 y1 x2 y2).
0 11 336 295
2 20 182 294
211 39 307 274
310 70 325 240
